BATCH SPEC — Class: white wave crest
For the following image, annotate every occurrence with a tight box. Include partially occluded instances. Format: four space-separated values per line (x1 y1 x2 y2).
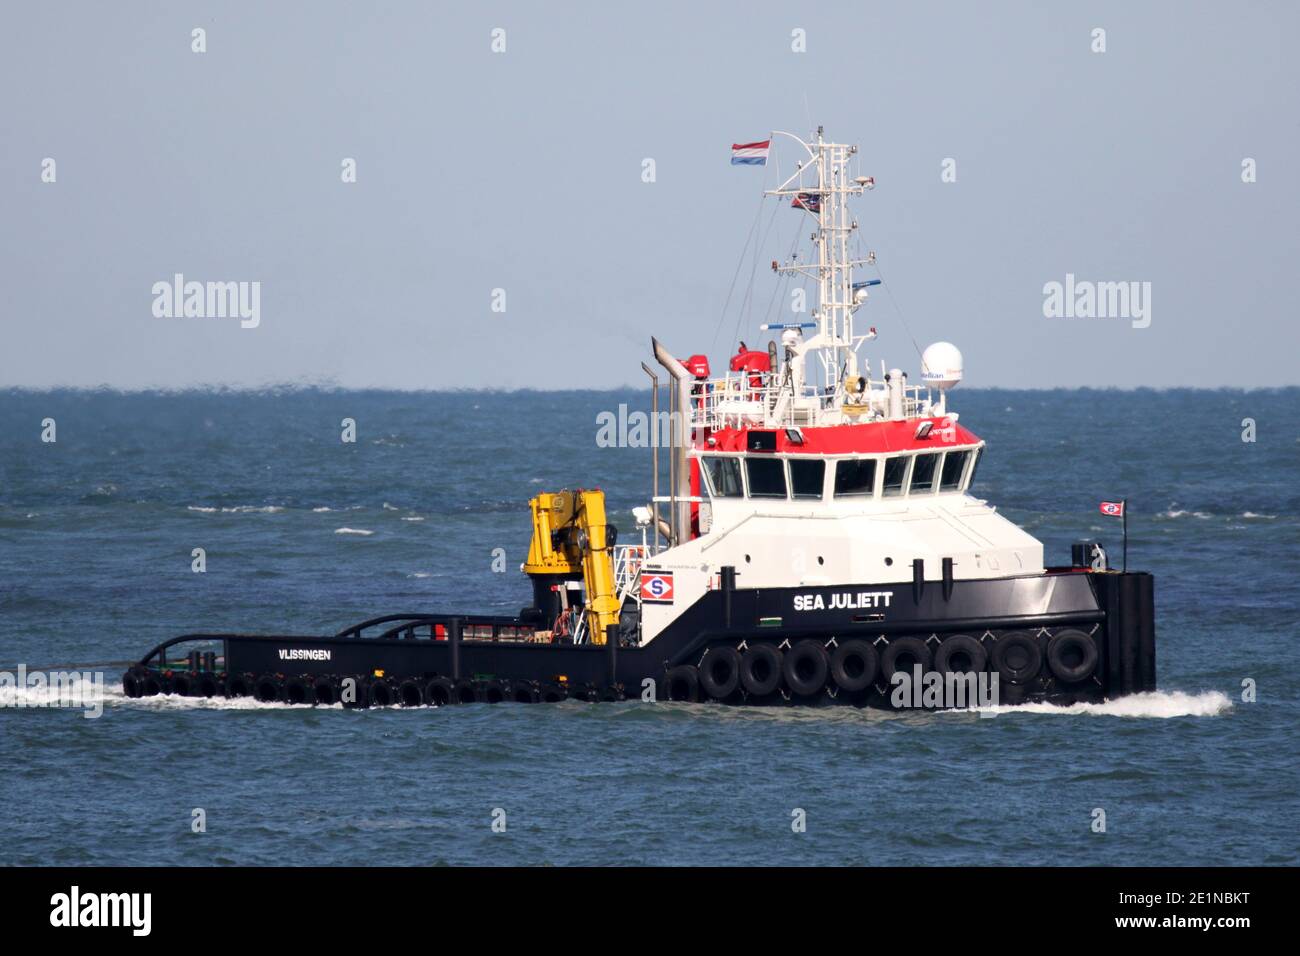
0 673 105 710
188 505 284 514
334 527 374 536
975 690 1232 719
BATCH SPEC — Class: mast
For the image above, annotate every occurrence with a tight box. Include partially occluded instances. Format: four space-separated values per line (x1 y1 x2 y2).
766 127 873 400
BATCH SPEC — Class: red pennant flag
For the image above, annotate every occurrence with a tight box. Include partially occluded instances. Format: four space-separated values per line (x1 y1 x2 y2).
1100 501 1125 517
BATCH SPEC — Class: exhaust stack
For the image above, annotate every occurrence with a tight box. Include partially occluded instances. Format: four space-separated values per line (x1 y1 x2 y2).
652 337 694 546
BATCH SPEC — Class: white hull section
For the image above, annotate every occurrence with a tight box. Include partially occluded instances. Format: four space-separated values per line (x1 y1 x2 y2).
640 493 1044 643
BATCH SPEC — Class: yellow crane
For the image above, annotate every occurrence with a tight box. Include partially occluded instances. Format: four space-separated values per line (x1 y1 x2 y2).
522 489 621 645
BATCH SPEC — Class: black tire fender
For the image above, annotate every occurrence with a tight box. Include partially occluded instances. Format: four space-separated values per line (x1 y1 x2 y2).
1047 629 1099 683
698 646 741 700
539 681 567 703
341 676 369 708
312 676 340 706
424 676 455 706
254 674 284 703
740 644 783 696
880 637 932 682
476 679 506 704
663 665 700 702
396 678 426 706
992 631 1043 684
284 676 312 705
935 634 987 675
783 639 830 697
366 678 396 707
830 640 879 692
509 680 540 703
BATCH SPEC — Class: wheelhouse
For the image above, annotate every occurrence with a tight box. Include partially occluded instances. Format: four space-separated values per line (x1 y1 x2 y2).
696 445 983 504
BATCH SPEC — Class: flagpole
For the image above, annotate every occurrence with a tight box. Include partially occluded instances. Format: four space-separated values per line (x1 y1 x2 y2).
1122 498 1128 572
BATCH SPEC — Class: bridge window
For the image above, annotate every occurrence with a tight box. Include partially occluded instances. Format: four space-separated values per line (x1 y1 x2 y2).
833 458 877 497
966 446 983 490
788 458 826 499
909 452 940 494
745 456 788 498
882 456 909 497
702 456 744 498
940 450 971 491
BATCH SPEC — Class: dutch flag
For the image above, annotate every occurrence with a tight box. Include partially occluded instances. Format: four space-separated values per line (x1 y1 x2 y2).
731 140 770 166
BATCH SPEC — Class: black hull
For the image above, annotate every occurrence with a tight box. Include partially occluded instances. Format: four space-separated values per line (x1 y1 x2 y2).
123 570 1155 710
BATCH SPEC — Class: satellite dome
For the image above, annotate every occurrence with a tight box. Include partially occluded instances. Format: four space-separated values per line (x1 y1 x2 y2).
921 342 963 390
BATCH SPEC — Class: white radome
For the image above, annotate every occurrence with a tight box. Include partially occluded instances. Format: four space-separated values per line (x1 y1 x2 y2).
921 341 963 390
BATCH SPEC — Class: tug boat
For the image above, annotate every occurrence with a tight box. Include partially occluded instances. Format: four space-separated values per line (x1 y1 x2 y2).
123 128 1155 710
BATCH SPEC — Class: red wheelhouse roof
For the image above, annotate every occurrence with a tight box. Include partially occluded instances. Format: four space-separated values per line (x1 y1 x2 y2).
702 418 981 455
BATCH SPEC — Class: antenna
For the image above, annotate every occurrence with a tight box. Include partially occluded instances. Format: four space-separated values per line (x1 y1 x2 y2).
765 129 874 399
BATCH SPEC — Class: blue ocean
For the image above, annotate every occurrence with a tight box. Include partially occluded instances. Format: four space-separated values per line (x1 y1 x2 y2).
1 388 1296 866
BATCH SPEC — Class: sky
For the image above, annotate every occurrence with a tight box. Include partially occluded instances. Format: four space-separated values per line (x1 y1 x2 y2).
2 1 1297 390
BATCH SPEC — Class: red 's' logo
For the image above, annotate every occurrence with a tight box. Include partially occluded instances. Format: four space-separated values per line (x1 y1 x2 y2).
640 572 674 603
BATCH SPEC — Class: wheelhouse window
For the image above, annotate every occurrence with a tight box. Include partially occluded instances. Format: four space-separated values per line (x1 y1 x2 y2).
702 456 744 498
909 453 940 494
966 446 983 490
788 458 826 499
940 449 971 491
833 458 877 497
745 456 788 499
882 456 909 497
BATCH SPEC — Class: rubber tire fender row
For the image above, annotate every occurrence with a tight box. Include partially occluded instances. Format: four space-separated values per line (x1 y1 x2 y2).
509 679 540 703
476 679 506 704
193 675 221 698
880 637 932 682
312 675 341 706
934 634 988 675
663 665 700 702
170 673 193 696
226 673 255 699
396 677 426 706
453 679 477 705
783 639 830 697
141 672 165 697
698 646 742 700
284 676 313 705
830 640 879 692
254 674 284 703
122 669 145 698
1047 629 1099 683
341 676 369 708
367 678 397 707
740 644 783 697
424 676 456 706
992 631 1043 685
539 681 567 703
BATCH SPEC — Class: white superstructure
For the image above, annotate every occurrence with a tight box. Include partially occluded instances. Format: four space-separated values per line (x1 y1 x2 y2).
621 128 1045 644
